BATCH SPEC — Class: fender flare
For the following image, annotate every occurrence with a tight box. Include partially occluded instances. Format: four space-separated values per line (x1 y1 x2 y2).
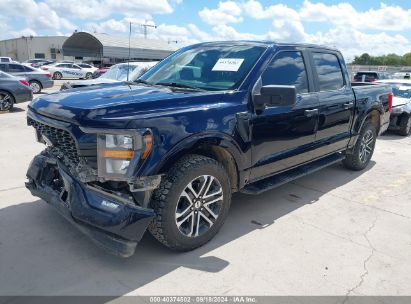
146 131 248 177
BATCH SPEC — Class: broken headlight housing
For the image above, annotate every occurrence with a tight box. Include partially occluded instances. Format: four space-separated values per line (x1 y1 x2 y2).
97 130 153 180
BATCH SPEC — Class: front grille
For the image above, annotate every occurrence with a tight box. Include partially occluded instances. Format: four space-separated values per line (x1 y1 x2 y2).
28 117 79 164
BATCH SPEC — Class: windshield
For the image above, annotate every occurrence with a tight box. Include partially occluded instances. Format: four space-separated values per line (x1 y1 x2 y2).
101 64 138 80
392 84 411 98
140 44 266 90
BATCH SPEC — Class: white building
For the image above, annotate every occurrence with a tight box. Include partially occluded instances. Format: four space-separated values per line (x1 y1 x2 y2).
0 36 73 62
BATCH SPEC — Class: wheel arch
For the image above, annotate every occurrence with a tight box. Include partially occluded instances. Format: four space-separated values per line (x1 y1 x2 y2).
152 133 245 192
0 89 16 101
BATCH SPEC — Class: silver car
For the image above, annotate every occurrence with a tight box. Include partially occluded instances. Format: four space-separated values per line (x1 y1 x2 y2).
0 62 54 94
0 71 33 112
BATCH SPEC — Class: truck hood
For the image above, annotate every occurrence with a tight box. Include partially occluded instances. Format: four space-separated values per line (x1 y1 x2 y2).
29 83 226 128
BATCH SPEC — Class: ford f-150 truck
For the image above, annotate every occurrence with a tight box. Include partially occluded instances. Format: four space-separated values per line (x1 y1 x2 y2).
25 41 392 257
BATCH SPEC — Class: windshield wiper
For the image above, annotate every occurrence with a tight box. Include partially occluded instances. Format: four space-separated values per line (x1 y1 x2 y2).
155 82 205 91
133 79 150 84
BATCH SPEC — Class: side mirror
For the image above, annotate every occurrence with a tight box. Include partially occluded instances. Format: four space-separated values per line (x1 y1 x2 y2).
253 85 297 111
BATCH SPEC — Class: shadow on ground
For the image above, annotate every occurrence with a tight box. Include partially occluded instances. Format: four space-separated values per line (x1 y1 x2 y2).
0 162 374 296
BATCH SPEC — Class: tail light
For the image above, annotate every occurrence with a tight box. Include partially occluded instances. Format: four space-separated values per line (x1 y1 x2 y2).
388 92 393 113
19 80 30 86
41 67 48 71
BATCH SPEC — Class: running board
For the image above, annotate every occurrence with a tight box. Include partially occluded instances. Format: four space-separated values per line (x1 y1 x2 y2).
241 153 345 195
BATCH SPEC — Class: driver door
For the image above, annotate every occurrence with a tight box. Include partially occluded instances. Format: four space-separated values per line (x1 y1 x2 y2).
250 49 319 181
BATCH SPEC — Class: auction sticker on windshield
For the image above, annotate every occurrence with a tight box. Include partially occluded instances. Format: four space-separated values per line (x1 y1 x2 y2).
212 58 244 72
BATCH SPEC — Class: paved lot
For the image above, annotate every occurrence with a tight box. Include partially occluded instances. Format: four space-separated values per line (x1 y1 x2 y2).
1 88 411 296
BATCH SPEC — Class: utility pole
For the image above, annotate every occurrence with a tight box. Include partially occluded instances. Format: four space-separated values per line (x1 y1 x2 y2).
141 21 157 39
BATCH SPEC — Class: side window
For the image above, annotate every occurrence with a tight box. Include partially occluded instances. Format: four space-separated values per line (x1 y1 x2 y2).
1 58 9 62
0 64 6 71
312 52 345 91
23 66 34 72
8 64 25 73
261 51 309 94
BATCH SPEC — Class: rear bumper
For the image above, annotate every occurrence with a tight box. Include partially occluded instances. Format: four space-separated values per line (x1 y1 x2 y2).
14 89 33 103
25 153 155 257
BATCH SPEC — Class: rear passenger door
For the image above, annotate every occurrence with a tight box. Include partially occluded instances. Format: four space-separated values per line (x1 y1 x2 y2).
310 51 355 156
8 63 27 78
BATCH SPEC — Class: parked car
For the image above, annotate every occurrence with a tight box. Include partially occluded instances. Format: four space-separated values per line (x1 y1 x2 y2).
26 41 392 257
377 79 411 135
353 71 391 82
0 71 32 111
77 63 98 75
41 63 92 80
0 57 14 63
60 62 157 90
0 62 54 93
22 59 55 68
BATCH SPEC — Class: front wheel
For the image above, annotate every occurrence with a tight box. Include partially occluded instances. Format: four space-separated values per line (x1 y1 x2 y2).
343 121 377 171
85 72 92 79
149 154 231 251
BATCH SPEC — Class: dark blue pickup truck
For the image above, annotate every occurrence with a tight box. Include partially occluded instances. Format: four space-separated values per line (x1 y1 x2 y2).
26 41 392 257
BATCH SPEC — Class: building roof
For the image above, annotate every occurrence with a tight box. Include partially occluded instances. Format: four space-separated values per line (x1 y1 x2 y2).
62 32 177 60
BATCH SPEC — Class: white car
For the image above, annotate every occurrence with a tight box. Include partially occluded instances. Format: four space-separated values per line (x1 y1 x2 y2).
60 61 157 90
77 63 98 75
41 63 93 80
377 79 411 136
0 57 14 63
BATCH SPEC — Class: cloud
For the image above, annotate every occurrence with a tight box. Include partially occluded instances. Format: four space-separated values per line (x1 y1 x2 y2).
2 0 411 61
45 0 174 20
0 0 75 31
199 1 243 26
300 0 411 31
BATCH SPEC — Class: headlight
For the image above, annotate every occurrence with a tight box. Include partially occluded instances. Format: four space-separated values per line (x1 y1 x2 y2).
97 130 153 180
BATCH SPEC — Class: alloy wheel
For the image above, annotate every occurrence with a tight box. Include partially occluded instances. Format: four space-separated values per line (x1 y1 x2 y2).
30 82 41 94
359 129 374 163
0 93 12 111
175 175 223 238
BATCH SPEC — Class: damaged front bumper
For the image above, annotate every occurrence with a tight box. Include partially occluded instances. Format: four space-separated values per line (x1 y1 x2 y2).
25 153 155 257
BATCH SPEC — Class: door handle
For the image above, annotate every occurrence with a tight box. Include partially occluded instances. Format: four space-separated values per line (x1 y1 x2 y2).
344 102 354 109
304 109 319 117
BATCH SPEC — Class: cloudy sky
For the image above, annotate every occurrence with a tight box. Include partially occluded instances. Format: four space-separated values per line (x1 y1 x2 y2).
1 0 411 61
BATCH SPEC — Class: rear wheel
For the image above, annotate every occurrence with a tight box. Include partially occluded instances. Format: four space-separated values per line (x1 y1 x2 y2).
0 90 14 112
53 72 62 80
85 72 92 79
398 114 411 136
149 154 231 251
29 80 42 94
343 121 377 171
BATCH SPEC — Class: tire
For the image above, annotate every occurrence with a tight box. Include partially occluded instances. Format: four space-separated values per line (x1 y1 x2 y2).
29 80 42 94
53 72 62 80
148 154 231 251
85 72 92 79
398 114 411 136
343 121 377 171
0 90 14 112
